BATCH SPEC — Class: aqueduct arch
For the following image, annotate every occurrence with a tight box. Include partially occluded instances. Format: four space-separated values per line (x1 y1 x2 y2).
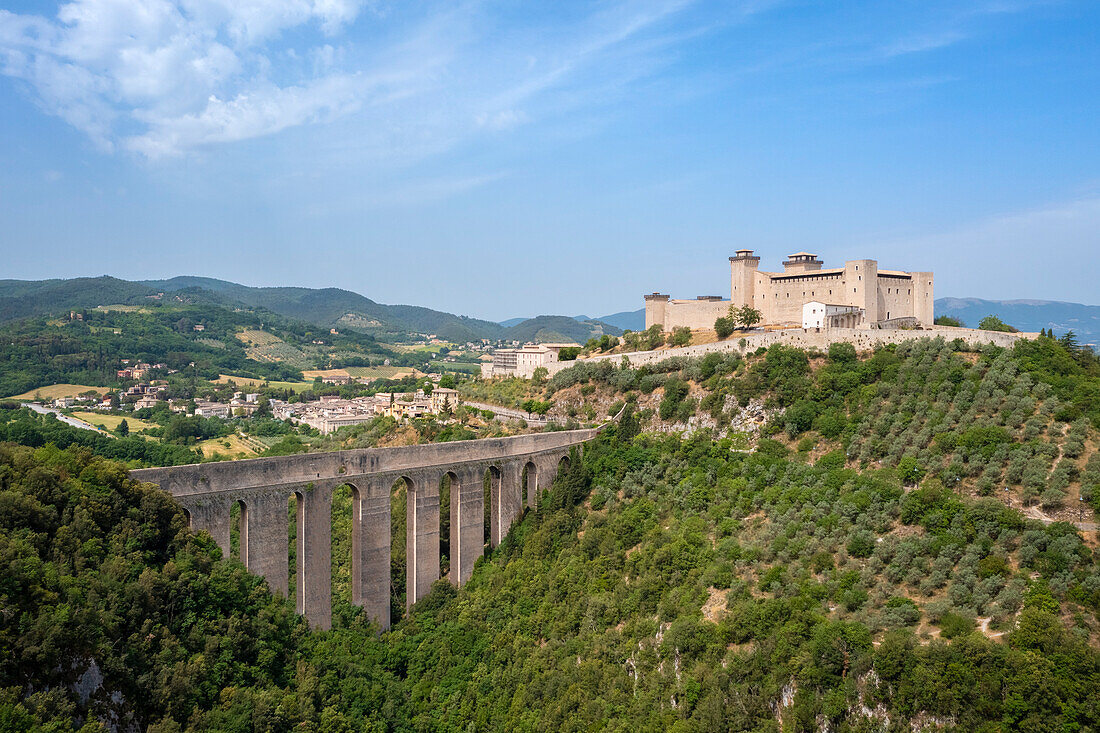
131 428 597 630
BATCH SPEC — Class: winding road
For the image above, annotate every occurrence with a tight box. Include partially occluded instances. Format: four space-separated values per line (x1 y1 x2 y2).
23 403 114 436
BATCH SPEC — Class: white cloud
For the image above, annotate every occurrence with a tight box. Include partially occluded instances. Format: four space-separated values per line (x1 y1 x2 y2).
0 0 368 156
126 74 362 156
0 0 724 159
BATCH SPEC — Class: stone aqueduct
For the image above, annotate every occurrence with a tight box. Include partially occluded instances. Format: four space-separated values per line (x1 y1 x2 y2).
131 429 599 630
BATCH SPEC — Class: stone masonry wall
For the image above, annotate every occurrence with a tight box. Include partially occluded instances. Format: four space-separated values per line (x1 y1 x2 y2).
546 326 1038 376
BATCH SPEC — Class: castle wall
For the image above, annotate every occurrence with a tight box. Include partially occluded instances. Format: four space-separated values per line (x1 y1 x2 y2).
646 298 730 330
544 326 1038 376
655 253 935 332
754 270 851 325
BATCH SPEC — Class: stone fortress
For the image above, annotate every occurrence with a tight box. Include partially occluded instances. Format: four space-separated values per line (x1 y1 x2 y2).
645 250 934 331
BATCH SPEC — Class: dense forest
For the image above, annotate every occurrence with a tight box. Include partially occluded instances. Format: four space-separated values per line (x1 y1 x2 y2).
3 337 1100 731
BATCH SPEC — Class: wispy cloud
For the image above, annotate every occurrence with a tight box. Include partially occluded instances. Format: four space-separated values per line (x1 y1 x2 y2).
881 30 968 58
885 195 1100 300
0 0 724 159
0 0 372 156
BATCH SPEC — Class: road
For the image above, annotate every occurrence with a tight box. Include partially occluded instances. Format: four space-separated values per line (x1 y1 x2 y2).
23 403 114 436
462 400 559 426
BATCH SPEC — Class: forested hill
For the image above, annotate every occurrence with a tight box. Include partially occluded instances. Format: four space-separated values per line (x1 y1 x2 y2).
0 276 622 344
4 336 1100 730
503 314 622 343
142 276 508 342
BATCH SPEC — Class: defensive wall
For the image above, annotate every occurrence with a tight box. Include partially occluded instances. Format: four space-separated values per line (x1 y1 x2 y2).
545 326 1038 375
131 429 598 630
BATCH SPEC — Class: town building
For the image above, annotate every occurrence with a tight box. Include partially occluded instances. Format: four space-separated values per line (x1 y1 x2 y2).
278 388 463 435
134 395 162 410
194 401 231 418
645 251 933 331
429 388 459 414
481 343 579 378
801 302 863 329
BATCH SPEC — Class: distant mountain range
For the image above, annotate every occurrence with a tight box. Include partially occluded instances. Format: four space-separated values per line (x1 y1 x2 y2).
935 298 1100 344
0 276 622 344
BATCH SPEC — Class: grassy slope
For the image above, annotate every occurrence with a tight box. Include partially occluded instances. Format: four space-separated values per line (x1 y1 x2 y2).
6 383 110 400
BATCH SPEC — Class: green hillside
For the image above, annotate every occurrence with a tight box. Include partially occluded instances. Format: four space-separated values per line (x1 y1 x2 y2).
3 336 1100 730
0 276 625 345
503 314 623 344
144 276 508 342
0 276 161 322
0 302 391 397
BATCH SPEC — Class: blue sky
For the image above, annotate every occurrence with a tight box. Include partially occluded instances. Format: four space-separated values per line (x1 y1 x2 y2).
1 0 1098 321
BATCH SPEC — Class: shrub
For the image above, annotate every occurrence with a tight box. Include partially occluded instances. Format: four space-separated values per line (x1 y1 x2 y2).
669 327 692 347
658 378 690 421
896 456 924 486
882 597 921 627
714 316 736 339
847 530 876 558
978 315 1017 333
828 342 857 363
937 612 975 639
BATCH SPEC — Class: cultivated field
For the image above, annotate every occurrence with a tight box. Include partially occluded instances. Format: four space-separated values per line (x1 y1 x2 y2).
344 366 425 380
235 329 312 367
6 384 109 400
213 375 314 393
301 369 351 379
197 434 259 459
93 304 149 313
70 411 158 434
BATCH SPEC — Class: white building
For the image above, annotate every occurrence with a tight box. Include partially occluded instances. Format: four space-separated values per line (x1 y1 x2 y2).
801 301 864 329
481 343 578 378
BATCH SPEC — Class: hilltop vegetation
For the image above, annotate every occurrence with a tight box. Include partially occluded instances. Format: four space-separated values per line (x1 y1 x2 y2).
503 315 622 344
0 276 622 345
0 303 393 397
3 336 1100 731
543 334 1100 519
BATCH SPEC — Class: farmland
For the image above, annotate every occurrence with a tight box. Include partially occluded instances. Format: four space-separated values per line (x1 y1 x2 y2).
69 411 159 434
6 384 109 401
196 434 260 459
212 374 314 393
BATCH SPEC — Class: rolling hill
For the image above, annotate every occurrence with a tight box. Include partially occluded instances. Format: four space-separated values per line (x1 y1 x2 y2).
503 315 622 344
0 276 623 344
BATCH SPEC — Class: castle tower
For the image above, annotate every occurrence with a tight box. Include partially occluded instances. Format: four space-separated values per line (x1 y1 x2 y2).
782 252 823 274
844 259 879 324
644 292 669 330
729 249 759 308
911 271 934 325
